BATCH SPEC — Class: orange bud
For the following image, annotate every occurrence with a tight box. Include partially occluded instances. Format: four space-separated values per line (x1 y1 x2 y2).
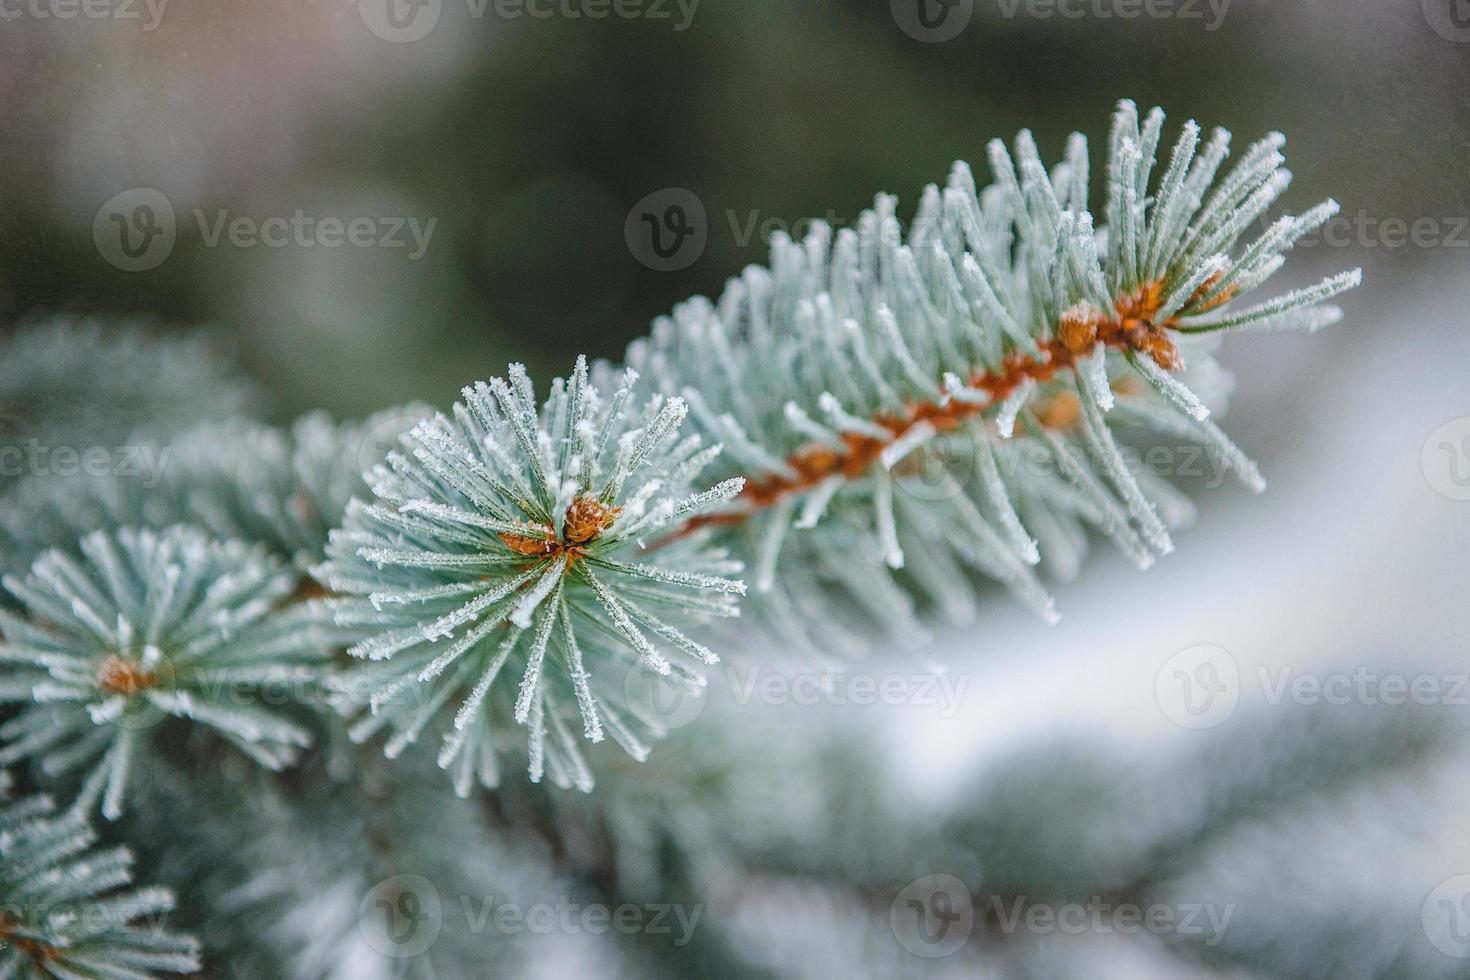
499 529 557 556
98 655 155 696
1058 303 1103 355
563 495 621 545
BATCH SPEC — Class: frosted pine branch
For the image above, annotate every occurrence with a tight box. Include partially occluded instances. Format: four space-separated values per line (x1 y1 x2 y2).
318 357 746 794
620 98 1357 650
0 98 1362 796
0 319 264 480
0 408 431 584
0 793 200 976
0 527 332 819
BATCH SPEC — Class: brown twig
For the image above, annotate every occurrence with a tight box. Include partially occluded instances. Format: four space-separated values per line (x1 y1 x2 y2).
660 276 1234 543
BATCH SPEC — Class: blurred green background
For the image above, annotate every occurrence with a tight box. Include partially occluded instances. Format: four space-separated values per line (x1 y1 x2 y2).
0 0 1464 421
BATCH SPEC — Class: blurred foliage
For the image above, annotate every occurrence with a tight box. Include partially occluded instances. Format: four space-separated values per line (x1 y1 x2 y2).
0 0 1464 419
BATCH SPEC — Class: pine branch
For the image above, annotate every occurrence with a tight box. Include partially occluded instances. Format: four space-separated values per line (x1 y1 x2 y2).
118 748 563 980
0 791 199 977
661 283 1227 541
317 362 746 795
620 100 1357 641
318 98 1358 791
0 99 1361 798
0 319 264 477
0 526 335 819
0 408 431 586
0 96 1388 979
